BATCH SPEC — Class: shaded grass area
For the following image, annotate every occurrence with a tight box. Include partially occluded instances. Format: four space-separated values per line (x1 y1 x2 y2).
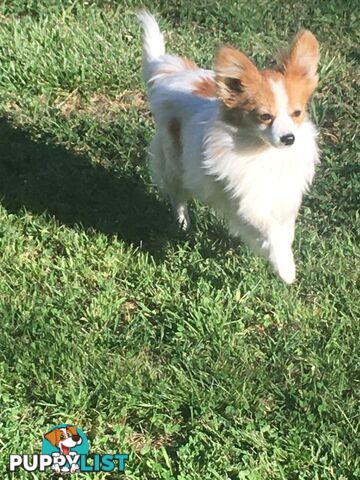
0 1 359 479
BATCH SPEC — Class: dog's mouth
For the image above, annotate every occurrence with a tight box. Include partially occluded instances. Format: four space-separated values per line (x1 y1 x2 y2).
62 445 70 455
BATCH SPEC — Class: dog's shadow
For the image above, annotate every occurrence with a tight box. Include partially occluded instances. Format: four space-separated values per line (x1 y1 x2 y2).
0 116 185 256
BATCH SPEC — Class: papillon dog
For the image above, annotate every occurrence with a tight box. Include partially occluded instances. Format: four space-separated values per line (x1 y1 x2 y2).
137 11 320 284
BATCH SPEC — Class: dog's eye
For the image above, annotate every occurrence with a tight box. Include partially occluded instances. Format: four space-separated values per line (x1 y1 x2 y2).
259 113 273 122
60 434 65 439
292 110 301 117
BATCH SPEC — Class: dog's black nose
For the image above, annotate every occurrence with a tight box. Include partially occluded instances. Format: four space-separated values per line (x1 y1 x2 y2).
72 435 81 442
280 134 295 146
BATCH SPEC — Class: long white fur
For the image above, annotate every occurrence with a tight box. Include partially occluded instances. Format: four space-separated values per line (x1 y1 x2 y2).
136 10 165 82
137 11 319 284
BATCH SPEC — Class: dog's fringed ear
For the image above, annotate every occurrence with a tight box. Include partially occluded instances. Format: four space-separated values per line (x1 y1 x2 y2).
215 46 260 108
67 425 77 436
44 429 60 446
278 30 319 89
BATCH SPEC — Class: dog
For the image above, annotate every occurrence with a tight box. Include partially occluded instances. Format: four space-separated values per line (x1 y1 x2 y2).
44 425 82 473
137 11 320 284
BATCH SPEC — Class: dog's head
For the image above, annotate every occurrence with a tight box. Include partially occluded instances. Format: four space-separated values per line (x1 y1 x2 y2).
214 31 319 148
44 425 82 454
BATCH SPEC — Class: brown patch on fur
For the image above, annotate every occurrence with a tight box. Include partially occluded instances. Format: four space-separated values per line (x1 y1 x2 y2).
283 75 316 124
44 426 78 448
192 76 217 97
279 30 320 124
169 119 182 152
215 47 281 128
215 46 261 109
256 70 283 115
278 30 319 79
44 428 62 447
181 57 198 70
215 30 319 127
261 70 283 83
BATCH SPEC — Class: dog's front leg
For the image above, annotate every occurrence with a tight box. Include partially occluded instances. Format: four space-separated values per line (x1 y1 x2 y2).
264 220 296 284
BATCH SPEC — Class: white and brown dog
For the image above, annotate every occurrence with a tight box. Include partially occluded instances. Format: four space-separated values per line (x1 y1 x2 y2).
137 11 320 284
44 425 82 473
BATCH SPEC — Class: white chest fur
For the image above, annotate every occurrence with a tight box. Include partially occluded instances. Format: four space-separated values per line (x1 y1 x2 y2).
199 119 318 232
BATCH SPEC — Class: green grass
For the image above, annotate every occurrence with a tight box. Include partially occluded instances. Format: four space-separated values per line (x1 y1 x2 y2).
0 1 359 478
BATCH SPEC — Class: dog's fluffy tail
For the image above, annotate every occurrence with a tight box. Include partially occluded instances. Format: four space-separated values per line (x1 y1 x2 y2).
137 10 165 83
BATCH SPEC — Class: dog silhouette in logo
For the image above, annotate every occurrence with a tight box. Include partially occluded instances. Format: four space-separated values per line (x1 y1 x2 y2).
44 425 82 473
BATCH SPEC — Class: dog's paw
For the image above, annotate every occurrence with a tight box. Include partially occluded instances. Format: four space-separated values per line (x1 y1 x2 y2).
277 263 296 284
70 464 80 473
178 213 190 231
172 203 190 232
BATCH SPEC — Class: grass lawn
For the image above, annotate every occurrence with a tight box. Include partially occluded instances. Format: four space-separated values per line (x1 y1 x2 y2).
0 0 359 478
